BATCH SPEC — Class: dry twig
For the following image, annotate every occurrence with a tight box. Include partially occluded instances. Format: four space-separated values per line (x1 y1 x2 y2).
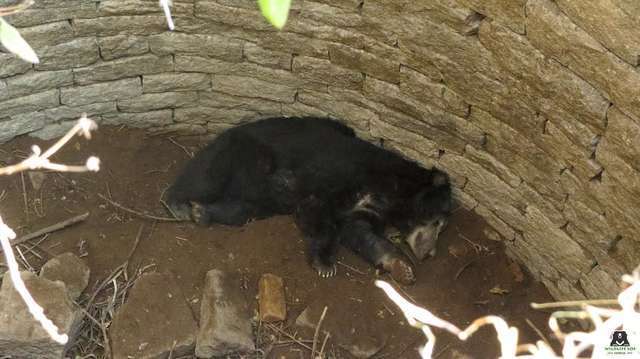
312 306 328 358
97 193 180 222
3 212 89 250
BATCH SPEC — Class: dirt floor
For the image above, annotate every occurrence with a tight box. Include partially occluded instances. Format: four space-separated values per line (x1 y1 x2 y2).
0 126 557 358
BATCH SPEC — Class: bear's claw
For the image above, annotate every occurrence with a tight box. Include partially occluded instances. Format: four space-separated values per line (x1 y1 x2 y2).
312 259 337 278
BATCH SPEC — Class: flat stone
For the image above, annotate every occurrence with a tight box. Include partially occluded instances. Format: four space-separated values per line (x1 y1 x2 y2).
298 1 363 28
213 75 296 103
0 89 59 117
117 91 198 112
474 204 516 241
35 37 100 71
148 32 243 62
602 107 640 171
258 273 286 322
451 187 478 211
194 1 275 31
102 110 173 129
464 144 521 188
457 0 526 34
244 42 292 70
364 77 485 150
195 269 254 358
39 252 90 300
292 56 364 90
14 102 117 125
143 72 211 93
98 0 193 17
478 20 609 139
98 35 149 61
61 78 142 106
175 55 323 91
370 117 439 159
5 3 98 27
0 79 7 101
526 0 640 125
110 272 197 359
554 0 640 66
329 43 400 84
18 21 74 49
0 116 45 143
281 101 328 118
5 70 73 99
0 271 79 359
30 121 80 141
579 265 623 299
297 89 377 132
73 54 173 85
74 16 167 37
399 65 469 118
198 91 282 114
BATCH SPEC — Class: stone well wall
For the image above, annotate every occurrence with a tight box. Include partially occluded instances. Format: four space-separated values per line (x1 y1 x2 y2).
1 0 639 300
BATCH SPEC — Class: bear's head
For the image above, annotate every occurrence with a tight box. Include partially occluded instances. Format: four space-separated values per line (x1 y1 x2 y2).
403 170 453 260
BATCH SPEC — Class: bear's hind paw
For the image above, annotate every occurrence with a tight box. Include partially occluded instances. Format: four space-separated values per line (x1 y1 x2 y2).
384 257 415 285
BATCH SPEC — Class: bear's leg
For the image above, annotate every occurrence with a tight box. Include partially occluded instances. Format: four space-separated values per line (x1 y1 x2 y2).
294 196 340 278
191 200 260 226
340 218 416 284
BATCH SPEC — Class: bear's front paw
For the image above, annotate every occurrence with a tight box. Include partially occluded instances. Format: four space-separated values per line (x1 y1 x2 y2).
167 201 192 221
383 257 415 285
312 258 337 278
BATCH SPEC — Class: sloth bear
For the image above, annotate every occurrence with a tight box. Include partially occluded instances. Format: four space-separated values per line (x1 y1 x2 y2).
166 117 452 284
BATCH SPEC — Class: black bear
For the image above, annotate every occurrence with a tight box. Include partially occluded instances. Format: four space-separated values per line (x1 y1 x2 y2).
166 117 452 284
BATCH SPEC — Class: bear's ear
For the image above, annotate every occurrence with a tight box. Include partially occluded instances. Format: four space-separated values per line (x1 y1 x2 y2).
432 171 449 187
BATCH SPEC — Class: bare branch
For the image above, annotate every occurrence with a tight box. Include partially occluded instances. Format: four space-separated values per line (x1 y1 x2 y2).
376 265 640 359
0 116 101 345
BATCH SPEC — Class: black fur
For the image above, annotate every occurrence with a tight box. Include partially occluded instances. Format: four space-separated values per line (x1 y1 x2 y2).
167 117 452 283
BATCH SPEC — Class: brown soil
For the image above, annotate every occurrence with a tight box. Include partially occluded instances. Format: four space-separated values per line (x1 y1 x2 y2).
0 127 556 359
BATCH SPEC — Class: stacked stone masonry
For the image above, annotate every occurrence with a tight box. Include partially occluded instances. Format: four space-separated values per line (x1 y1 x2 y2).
1 0 639 300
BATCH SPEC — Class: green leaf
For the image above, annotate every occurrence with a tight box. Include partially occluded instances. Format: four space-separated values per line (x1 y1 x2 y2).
0 17 39 64
258 0 292 30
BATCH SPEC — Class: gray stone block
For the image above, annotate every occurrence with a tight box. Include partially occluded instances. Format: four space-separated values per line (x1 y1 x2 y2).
98 35 149 61
213 75 296 103
143 72 211 93
102 109 173 128
40 252 90 301
61 78 142 106
6 70 73 99
195 269 254 358
117 91 198 112
73 54 173 85
35 37 100 71
148 32 243 62
0 89 59 117
0 271 80 359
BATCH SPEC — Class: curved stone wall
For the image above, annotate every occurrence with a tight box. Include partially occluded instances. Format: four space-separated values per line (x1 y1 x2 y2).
1 0 639 299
